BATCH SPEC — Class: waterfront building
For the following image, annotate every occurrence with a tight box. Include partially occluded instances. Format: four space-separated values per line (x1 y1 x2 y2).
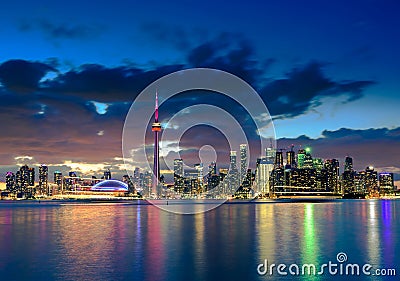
240 144 248 183
379 173 394 191
256 157 274 194
365 166 378 194
38 165 48 195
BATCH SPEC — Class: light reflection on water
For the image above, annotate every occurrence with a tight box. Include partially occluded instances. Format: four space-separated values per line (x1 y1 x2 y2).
0 200 398 281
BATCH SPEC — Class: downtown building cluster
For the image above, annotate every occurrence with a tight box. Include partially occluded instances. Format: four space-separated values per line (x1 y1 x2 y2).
163 145 396 199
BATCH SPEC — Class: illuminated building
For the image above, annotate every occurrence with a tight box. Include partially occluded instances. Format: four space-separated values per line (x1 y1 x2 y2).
265 146 275 163
286 146 296 168
133 167 140 190
297 149 305 169
194 163 204 187
54 171 62 194
303 148 313 169
151 92 162 197
174 159 185 193
342 158 355 194
90 180 129 192
344 156 353 172
240 144 248 183
256 157 274 194
354 171 366 193
274 150 283 168
122 175 135 193
174 159 184 177
38 165 48 195
227 151 239 194
322 159 340 193
365 166 378 194
6 172 15 191
379 173 394 191
143 171 153 197
313 158 323 172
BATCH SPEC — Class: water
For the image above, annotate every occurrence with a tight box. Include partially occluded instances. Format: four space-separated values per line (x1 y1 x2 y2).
0 200 398 281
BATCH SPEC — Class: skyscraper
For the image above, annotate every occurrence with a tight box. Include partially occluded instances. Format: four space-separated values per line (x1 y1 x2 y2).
256 157 274 194
379 173 394 191
286 146 295 168
274 150 283 168
5 172 15 191
38 165 48 195
365 166 378 194
344 156 353 172
54 171 62 195
151 92 162 197
228 151 239 193
240 144 247 183
174 159 184 177
323 159 340 193
297 149 305 169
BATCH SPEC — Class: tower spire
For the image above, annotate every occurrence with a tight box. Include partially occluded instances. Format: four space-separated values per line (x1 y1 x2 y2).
155 91 159 122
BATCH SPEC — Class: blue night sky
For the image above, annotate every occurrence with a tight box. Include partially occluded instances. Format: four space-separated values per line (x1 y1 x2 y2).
0 0 399 182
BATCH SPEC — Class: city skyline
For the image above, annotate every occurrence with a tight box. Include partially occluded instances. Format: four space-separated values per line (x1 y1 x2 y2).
0 1 399 186
2 143 396 197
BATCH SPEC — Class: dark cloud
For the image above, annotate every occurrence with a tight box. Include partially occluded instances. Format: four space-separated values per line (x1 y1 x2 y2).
44 63 184 102
0 59 56 93
260 62 375 118
187 34 262 85
19 19 101 40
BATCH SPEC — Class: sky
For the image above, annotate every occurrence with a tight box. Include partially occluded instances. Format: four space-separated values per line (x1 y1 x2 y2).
0 0 399 184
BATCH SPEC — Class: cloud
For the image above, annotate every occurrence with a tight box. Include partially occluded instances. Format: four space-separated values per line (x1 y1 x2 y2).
19 19 102 40
259 62 375 118
43 63 184 102
0 59 57 93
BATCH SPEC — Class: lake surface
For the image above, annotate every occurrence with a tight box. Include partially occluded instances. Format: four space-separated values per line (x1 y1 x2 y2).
0 200 398 281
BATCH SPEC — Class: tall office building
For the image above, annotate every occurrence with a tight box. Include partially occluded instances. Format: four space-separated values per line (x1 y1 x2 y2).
38 165 48 195
173 159 185 193
303 148 313 169
342 157 355 193
274 150 283 168
286 146 296 167
5 172 15 191
266 146 275 163
151 92 162 197
297 149 306 169
379 173 394 191
228 151 239 193
54 171 62 194
230 151 237 170
323 159 340 193
365 166 378 194
174 159 184 177
240 144 248 183
344 156 353 172
194 163 204 190
256 157 274 194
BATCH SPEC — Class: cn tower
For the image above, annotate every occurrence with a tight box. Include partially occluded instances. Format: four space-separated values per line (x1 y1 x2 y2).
151 92 162 197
